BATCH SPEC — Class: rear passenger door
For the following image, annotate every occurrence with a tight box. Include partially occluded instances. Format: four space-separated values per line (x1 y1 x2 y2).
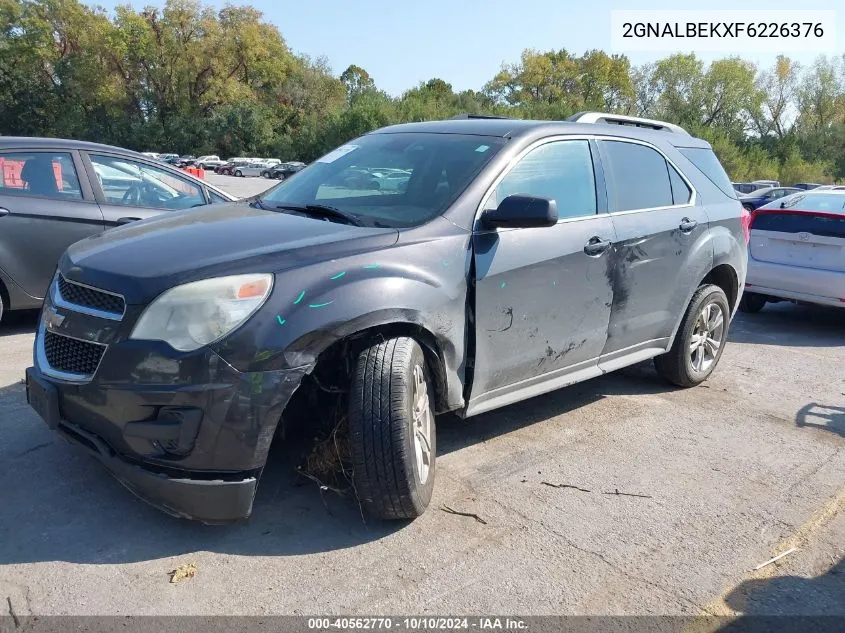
83 153 209 226
597 139 711 365
0 149 104 299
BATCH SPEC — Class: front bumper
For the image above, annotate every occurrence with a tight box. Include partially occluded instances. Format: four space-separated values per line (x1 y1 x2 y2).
26 332 307 522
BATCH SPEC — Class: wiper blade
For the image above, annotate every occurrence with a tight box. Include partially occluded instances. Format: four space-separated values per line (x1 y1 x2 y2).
270 203 363 226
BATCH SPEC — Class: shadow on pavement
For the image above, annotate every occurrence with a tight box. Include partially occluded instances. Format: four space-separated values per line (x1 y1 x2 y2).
796 403 845 438
0 358 676 566
0 309 38 336
439 359 676 455
714 559 845 632
729 302 845 349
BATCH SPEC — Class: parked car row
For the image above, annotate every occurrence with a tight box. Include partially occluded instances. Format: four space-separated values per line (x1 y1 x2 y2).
215 158 307 179
732 180 844 197
140 152 303 173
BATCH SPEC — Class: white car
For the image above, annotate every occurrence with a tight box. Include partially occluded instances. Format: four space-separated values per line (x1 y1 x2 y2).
742 190 845 312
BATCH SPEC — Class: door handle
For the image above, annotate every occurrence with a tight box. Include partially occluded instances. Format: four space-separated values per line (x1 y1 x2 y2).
117 217 140 225
679 218 698 232
584 236 612 256
0 207 9 217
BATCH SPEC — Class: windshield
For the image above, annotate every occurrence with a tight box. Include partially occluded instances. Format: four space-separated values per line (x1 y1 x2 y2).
259 132 505 228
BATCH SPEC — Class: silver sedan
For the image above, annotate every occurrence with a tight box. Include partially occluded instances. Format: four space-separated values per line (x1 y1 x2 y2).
741 190 845 312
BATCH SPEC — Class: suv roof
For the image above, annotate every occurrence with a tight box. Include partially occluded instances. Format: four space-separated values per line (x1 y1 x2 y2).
371 116 711 149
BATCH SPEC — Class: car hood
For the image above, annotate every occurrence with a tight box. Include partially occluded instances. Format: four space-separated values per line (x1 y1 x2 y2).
60 202 399 305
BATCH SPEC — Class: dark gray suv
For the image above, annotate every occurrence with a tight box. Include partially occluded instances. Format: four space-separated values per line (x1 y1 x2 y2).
25 113 747 523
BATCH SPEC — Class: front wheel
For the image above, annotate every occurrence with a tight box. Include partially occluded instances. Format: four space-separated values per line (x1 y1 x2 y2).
655 284 730 388
234 170 243 177
349 337 436 520
739 292 766 313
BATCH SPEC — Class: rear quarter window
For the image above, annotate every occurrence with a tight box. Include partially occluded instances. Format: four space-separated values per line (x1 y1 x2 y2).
678 147 737 199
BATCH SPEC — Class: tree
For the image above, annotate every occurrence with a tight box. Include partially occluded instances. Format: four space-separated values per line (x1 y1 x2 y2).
340 64 375 100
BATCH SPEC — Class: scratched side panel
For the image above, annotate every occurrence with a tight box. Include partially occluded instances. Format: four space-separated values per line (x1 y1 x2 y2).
469 216 616 399
602 207 712 357
215 217 473 410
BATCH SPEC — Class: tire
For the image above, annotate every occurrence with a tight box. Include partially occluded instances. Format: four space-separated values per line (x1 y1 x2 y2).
234 170 243 177
349 337 436 520
261 171 270 179
739 291 766 313
743 203 755 212
0 292 4 324
655 284 731 388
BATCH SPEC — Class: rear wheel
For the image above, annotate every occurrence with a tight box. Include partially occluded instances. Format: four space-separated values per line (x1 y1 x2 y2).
349 337 436 520
655 284 730 388
234 170 243 177
739 292 767 313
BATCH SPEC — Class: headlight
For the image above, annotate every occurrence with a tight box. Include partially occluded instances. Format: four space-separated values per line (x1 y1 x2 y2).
130 274 273 352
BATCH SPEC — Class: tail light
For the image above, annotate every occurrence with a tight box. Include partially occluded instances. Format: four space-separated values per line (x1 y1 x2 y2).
740 206 752 244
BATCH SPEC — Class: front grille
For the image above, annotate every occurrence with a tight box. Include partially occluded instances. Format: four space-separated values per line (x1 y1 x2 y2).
58 276 125 316
43 331 105 376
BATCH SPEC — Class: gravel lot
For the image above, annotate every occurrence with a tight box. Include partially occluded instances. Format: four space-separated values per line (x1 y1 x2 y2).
0 175 842 618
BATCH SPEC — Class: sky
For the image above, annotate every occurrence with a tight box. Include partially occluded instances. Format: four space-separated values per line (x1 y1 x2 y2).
87 0 843 96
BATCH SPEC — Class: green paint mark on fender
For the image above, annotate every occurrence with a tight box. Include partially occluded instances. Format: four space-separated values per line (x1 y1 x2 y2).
500 281 506 289
308 301 333 309
276 315 286 325
330 271 346 280
363 264 380 269
293 290 305 304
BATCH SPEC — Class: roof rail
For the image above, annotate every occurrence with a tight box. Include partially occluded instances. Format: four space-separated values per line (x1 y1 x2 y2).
566 111 690 135
450 113 513 120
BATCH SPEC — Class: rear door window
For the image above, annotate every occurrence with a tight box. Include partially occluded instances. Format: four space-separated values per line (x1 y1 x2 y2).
0 151 83 200
600 141 673 211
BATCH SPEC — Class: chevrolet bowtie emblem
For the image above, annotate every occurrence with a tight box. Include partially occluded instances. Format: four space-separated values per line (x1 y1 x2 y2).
44 306 66 330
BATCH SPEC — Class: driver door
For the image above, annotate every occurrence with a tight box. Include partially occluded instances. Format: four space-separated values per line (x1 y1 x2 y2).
83 152 208 226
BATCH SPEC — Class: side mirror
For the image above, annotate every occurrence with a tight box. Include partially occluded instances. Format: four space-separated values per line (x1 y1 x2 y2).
482 195 558 229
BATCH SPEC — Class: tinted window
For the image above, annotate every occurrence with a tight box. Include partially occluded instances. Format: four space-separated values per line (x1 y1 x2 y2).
90 155 205 210
679 147 736 199
668 163 692 205
491 140 596 219
0 151 82 200
262 133 505 228
762 193 845 213
752 211 845 238
601 141 673 211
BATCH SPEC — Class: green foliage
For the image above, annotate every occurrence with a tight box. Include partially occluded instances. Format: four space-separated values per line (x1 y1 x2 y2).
2 0 845 182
